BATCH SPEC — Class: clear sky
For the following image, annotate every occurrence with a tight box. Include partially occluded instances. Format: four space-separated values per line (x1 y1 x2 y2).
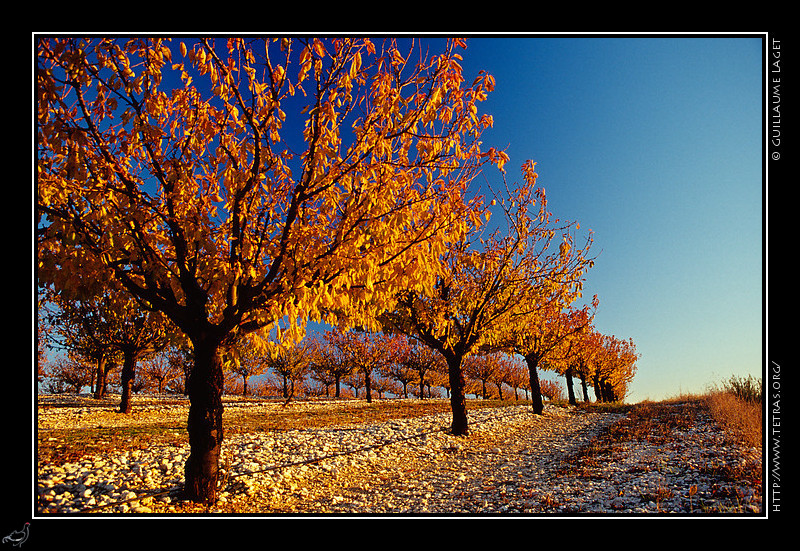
455 35 763 402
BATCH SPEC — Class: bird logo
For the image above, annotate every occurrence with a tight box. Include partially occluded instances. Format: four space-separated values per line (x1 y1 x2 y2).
2 523 29 548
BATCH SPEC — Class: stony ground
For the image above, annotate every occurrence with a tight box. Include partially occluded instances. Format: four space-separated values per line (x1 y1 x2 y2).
36 395 763 516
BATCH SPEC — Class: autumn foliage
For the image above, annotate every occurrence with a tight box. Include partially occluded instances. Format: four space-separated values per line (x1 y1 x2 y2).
36 37 639 504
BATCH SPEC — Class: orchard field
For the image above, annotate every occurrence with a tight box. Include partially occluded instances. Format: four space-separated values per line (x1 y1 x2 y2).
35 382 763 516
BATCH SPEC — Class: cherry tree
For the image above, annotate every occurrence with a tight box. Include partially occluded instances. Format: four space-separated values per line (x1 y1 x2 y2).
381 162 592 432
37 36 503 502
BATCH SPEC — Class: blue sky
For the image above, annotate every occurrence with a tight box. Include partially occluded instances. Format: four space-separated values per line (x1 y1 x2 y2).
455 35 763 402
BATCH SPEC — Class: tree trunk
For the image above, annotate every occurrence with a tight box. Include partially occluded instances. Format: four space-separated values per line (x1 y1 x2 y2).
446 354 469 435
580 372 589 402
565 366 576 406
94 357 108 399
524 354 544 415
592 374 602 402
183 338 225 504
364 368 372 403
119 352 136 414
603 380 616 402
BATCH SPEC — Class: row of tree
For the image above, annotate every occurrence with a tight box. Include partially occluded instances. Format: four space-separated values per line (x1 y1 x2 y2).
301 327 636 405
39 330 545 401
36 37 637 503
39 316 633 407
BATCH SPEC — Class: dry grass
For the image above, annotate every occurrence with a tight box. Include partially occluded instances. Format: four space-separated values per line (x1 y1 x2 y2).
702 374 763 450
705 391 763 449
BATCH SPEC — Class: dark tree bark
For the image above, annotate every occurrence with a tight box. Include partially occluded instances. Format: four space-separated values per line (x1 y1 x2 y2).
446 353 469 436
602 380 617 402
524 353 544 415
593 373 603 402
182 337 225 505
119 353 136 414
93 357 112 399
565 365 577 406
364 368 373 403
579 371 590 402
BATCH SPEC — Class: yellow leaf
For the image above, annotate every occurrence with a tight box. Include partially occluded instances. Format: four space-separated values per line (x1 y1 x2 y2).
350 51 361 79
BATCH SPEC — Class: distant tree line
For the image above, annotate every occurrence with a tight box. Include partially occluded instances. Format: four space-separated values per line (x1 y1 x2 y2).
39 310 635 407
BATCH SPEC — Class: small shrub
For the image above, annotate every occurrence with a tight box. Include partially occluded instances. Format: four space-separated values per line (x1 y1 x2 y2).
721 374 763 404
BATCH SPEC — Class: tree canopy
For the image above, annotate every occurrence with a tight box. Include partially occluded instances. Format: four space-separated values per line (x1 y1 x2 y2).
36 36 638 504
37 36 510 503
